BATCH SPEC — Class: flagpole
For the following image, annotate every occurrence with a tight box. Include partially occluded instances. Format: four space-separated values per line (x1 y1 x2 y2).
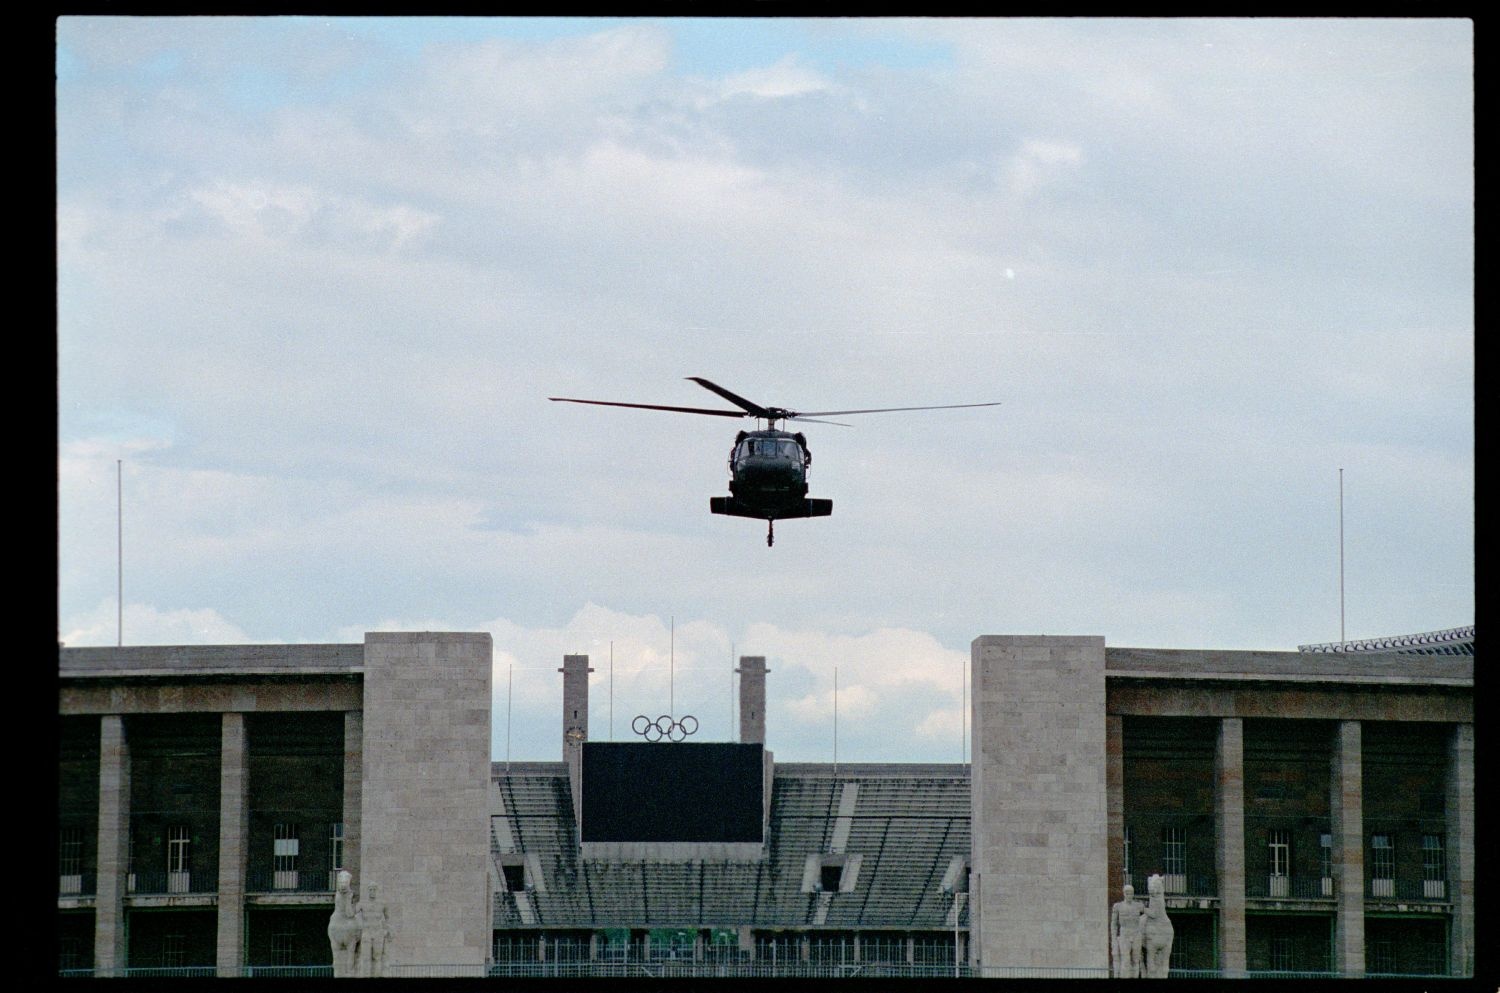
1339 468 1346 650
117 459 122 647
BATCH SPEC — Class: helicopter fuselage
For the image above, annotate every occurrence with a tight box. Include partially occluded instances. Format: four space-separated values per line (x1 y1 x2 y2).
710 429 832 522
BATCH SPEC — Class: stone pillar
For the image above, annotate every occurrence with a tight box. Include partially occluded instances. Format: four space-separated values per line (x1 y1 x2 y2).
216 713 249 976
1330 720 1364 977
559 655 593 817
94 715 130 975
970 635 1109 974
1214 717 1246 976
737 657 769 745
341 710 362 885
1445 723 1473 977
1105 712 1125 967
559 655 593 756
361 632 494 974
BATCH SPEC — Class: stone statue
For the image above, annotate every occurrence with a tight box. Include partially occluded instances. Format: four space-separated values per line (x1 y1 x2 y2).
327 869 361 977
1141 873 1175 978
1110 882 1144 977
357 881 391 978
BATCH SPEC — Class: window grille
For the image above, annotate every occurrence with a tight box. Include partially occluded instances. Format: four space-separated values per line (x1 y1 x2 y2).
1423 938 1448 976
1122 825 1133 880
1270 935 1294 971
1368 937 1395 974
1370 835 1394 897
167 824 191 893
329 822 344 891
1320 833 1333 896
271 933 296 967
162 934 187 968
1421 834 1445 898
1161 825 1186 893
59 826 84 893
59 937 83 971
1267 829 1291 897
274 823 300 890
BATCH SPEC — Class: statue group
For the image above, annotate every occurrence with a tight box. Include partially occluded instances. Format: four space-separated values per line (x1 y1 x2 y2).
1110 874 1174 978
327 870 392 977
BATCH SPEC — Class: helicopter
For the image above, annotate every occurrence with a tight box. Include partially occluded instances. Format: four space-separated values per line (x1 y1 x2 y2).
549 378 1000 546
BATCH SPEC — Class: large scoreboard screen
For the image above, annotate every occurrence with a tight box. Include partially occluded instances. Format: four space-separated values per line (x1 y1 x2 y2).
580 742 764 843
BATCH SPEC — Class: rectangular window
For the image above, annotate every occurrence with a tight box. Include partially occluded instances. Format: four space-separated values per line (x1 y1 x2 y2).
1270 935 1294 971
59 937 83 971
162 933 187 968
274 823 300 890
167 824 191 893
1368 936 1395 974
1423 938 1448 976
271 932 296 967
1268 829 1291 897
1161 825 1186 893
1320 833 1333 897
329 822 345 891
60 826 84 893
1370 834 1394 897
1421 834 1445 898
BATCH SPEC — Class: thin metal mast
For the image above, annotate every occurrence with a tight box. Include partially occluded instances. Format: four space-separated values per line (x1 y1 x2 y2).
117 459 122 647
1339 468 1346 650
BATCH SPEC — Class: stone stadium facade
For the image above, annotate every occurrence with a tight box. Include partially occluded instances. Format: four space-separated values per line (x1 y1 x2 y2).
56 626 1474 978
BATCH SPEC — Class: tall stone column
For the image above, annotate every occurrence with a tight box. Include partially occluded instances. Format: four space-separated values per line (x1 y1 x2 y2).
1445 723 1473 977
216 712 249 976
361 632 493 974
560 655 593 816
342 710 363 886
970 636 1108 974
1214 717 1246 976
94 715 130 975
737 657 769 745
1330 720 1364 976
1105 714 1125 970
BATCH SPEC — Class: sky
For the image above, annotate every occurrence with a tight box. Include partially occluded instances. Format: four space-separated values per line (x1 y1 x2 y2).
56 17 1473 765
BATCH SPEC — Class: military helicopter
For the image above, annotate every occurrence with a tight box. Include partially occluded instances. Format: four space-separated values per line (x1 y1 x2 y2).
550 378 1000 546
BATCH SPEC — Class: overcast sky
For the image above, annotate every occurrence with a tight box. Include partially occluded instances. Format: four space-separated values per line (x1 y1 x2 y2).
56 17 1473 764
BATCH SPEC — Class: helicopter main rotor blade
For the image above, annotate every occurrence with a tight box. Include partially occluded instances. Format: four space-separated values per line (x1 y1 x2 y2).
685 377 773 419
791 402 1003 417
549 397 747 418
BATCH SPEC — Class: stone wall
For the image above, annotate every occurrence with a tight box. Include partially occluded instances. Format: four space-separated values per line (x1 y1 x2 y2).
359 632 493 970
970 635 1108 972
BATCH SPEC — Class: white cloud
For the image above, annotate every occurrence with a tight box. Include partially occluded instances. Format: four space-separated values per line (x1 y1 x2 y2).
61 600 255 647
718 56 836 100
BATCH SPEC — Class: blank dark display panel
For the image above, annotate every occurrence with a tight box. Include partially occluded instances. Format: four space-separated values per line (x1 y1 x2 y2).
581 742 764 843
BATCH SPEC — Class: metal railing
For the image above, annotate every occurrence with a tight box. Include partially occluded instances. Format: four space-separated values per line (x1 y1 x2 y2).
57 872 97 897
1367 876 1448 901
124 869 217 895
1128 872 1217 898
1245 874 1336 900
57 962 1462 979
244 866 336 894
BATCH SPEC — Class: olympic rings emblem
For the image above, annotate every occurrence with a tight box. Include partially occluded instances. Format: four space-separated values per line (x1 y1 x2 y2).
631 714 699 742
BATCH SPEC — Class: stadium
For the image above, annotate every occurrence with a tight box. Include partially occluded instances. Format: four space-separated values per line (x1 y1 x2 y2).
56 625 1473 978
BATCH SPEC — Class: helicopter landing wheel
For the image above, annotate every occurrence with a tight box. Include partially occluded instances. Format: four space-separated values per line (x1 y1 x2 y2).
767 520 775 547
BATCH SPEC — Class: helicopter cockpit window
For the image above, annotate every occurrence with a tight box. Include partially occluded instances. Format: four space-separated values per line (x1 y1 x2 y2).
779 440 800 459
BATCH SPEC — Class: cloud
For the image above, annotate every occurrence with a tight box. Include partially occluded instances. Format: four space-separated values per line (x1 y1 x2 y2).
717 56 837 100
61 600 256 647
